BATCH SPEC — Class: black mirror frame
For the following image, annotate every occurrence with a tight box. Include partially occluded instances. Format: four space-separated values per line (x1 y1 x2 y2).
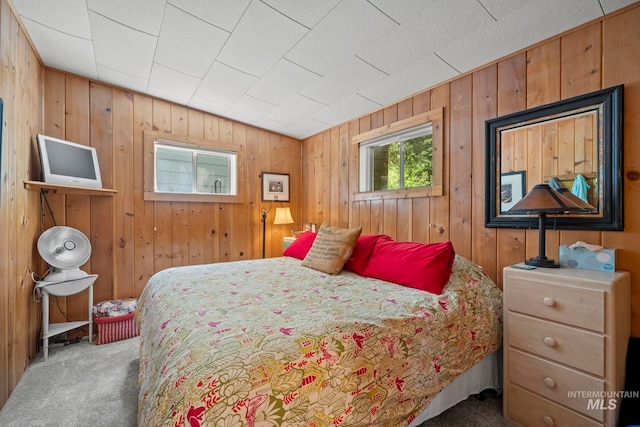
485 85 623 230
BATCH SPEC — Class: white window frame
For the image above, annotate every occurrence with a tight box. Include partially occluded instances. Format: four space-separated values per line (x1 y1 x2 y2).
358 123 433 192
154 142 237 196
352 107 444 201
143 131 245 203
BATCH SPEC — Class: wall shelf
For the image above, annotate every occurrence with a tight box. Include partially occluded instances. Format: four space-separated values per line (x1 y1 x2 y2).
24 180 117 196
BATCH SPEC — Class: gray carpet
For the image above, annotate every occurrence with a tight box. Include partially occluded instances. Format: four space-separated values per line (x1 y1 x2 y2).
0 337 513 426
0 337 139 427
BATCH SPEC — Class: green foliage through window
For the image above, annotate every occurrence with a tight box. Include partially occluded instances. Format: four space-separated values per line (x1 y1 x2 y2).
360 124 433 192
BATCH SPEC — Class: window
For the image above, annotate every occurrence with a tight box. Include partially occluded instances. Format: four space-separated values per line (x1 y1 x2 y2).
154 142 237 195
352 108 443 200
359 123 432 192
143 132 245 203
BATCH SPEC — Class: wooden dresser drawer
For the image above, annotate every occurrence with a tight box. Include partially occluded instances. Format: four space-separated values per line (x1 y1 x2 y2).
507 277 604 332
508 312 605 376
507 383 603 427
503 267 630 427
509 348 605 421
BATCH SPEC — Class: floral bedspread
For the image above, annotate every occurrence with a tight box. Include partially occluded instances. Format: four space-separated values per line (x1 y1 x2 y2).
136 255 502 427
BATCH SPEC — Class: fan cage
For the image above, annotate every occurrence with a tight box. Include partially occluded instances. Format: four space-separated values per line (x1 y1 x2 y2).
37 226 92 270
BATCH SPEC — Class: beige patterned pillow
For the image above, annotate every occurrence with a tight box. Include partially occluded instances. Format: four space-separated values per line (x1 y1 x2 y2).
301 222 362 274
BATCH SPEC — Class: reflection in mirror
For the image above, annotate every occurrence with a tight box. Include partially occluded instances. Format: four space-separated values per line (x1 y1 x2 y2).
500 108 598 211
485 85 623 230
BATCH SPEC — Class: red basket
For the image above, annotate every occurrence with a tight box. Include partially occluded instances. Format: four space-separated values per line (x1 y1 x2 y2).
93 298 139 345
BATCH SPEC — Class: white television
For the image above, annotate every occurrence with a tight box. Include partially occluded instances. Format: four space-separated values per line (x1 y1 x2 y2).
37 134 103 189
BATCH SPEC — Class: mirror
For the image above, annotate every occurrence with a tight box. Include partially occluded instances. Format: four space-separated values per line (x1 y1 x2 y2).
485 85 623 230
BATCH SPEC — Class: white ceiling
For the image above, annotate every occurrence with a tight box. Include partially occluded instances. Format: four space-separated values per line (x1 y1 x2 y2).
10 0 638 140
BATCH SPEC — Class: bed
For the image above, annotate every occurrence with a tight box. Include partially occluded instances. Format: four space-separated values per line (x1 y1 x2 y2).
136 239 502 426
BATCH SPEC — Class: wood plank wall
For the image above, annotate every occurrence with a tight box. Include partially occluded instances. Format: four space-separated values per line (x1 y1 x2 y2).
0 0 301 407
39 71 302 320
300 4 640 336
0 0 43 407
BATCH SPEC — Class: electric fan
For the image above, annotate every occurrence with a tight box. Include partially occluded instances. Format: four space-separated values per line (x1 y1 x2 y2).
37 226 92 282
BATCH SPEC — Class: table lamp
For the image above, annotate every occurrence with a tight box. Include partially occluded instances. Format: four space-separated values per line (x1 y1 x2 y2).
508 183 586 267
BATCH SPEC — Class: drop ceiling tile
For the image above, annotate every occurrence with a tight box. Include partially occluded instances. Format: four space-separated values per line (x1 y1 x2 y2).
261 0 340 28
358 54 457 106
97 65 148 94
89 11 157 80
11 0 640 141
285 0 397 76
188 96 230 117
302 57 387 105
358 0 494 75
21 19 97 79
312 94 381 126
479 0 602 23
225 96 278 125
251 119 290 137
286 119 333 140
247 60 321 105
195 61 258 107
478 0 537 20
438 0 606 74
168 0 250 32
266 95 326 126
481 0 634 20
154 5 228 78
600 0 640 13
86 0 165 35
258 117 330 140
368 0 432 24
216 1 308 77
147 64 200 105
12 0 91 38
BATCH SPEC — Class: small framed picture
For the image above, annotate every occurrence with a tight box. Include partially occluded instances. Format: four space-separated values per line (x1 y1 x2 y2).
261 172 290 202
501 170 526 213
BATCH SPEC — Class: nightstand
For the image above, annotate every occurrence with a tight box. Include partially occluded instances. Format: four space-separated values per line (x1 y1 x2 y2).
38 275 98 360
283 236 295 251
503 266 630 427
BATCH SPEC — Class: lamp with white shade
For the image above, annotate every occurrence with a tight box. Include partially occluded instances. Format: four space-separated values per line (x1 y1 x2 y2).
261 202 294 258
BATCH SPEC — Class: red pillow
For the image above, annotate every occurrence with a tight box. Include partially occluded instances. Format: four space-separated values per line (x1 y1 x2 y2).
282 231 317 259
343 234 390 275
362 240 455 295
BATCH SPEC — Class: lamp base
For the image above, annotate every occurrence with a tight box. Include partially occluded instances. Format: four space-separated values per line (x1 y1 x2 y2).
525 257 560 268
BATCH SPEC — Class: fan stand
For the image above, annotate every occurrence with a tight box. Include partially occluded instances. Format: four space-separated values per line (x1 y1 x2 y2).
40 267 89 283
36 226 96 360
38 274 98 361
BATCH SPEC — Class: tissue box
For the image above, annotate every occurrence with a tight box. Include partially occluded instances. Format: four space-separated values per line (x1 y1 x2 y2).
559 246 616 271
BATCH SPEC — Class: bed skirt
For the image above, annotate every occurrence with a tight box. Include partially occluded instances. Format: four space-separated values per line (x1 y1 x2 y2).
408 350 502 426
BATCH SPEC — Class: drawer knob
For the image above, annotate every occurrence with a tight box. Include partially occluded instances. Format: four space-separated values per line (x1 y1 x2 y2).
542 415 555 426
542 297 555 307
543 377 556 388
543 336 557 347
